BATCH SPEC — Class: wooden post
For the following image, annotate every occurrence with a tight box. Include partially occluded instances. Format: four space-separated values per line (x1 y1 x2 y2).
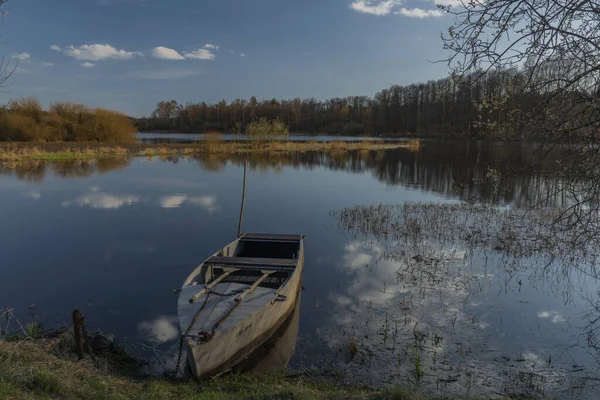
72 310 84 359
237 161 247 238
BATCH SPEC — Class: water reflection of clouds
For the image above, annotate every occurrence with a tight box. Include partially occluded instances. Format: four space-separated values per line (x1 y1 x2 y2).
335 241 405 305
60 188 220 212
318 240 578 398
538 310 567 324
24 190 41 200
159 195 187 209
62 189 140 209
138 315 179 344
159 195 220 213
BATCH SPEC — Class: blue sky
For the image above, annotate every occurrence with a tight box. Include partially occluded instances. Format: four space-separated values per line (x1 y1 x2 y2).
3 0 457 117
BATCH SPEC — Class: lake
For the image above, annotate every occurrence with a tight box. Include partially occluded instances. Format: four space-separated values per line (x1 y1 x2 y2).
1 141 598 399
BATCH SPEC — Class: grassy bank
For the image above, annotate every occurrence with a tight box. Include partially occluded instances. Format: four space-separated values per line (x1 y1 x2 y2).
0 339 419 400
0 139 420 161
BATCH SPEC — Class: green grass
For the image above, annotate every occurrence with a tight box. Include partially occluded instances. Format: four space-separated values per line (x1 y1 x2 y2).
0 339 424 400
25 321 43 338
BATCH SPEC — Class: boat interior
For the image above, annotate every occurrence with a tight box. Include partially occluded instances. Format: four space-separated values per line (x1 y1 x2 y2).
178 234 303 336
190 233 302 289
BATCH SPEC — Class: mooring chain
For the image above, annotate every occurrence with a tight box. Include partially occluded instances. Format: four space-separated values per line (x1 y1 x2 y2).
205 288 246 298
174 291 211 377
196 287 247 343
173 285 247 377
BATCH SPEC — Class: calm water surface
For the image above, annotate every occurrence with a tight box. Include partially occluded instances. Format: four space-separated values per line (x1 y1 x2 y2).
0 141 598 399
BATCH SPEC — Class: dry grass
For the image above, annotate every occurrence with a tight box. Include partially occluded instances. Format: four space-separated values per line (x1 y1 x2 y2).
329 141 347 150
0 140 419 161
407 138 421 151
202 131 225 153
0 339 423 400
0 145 128 161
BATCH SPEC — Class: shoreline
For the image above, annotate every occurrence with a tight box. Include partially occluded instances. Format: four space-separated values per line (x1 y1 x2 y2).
0 140 420 161
0 337 419 400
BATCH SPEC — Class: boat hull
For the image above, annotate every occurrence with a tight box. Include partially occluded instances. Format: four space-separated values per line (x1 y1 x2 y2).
184 239 304 379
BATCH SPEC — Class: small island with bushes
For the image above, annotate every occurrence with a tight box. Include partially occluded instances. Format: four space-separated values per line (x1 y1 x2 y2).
0 98 419 161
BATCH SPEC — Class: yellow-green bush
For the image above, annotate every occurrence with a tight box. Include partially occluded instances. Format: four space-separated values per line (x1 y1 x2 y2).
246 118 289 138
0 98 137 142
202 131 225 152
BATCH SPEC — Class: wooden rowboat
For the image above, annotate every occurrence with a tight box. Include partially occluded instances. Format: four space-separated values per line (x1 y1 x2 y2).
177 233 305 379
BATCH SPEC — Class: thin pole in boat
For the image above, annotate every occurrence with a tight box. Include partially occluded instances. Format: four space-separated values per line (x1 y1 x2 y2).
237 160 247 238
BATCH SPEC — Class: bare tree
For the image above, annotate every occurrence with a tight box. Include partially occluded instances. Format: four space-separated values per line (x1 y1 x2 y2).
442 0 600 364
442 0 600 243
0 0 14 106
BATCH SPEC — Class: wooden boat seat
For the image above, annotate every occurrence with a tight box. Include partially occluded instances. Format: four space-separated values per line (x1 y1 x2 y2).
241 233 303 242
205 256 297 271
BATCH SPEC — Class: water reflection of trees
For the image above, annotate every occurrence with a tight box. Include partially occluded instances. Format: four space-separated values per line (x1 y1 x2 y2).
0 142 569 208
190 141 567 208
0 158 132 181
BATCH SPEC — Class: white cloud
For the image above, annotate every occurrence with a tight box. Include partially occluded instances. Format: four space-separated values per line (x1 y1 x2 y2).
12 52 30 61
152 46 185 60
41 62 54 67
151 47 215 61
395 7 444 17
435 0 464 6
204 44 219 50
81 62 95 68
55 44 137 61
62 192 140 209
349 0 401 15
351 0 449 16
240 53 246 57
184 48 215 60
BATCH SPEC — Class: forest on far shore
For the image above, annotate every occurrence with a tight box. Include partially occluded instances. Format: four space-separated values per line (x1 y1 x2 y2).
136 66 595 139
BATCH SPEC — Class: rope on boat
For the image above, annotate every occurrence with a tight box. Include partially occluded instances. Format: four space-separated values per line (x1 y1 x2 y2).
196 272 272 344
174 272 273 376
174 286 247 376
195 287 247 343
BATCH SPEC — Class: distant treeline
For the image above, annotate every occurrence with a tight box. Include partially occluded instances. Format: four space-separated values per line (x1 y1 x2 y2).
136 68 592 138
0 98 137 142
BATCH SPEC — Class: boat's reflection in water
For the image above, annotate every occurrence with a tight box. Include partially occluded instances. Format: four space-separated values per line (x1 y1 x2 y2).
233 294 301 374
